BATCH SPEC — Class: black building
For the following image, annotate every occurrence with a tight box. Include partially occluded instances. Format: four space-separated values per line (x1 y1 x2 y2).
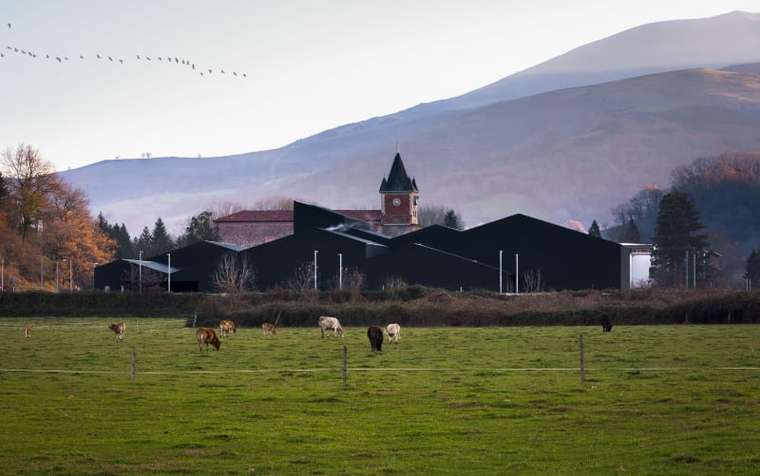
95 201 636 292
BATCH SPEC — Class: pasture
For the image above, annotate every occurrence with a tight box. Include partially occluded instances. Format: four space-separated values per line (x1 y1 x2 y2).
0 319 759 475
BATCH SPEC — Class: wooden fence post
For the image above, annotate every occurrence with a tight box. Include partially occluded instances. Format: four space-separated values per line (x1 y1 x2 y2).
579 334 585 385
192 313 198 328
131 348 137 383
342 345 348 390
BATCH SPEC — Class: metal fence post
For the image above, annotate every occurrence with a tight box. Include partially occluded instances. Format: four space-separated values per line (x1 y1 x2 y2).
131 348 137 383
342 345 348 389
579 334 585 385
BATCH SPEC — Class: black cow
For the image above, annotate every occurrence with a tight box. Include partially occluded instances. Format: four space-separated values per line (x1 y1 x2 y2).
367 326 383 352
601 315 613 332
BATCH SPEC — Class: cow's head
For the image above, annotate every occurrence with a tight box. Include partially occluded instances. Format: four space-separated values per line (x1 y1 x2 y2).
211 335 221 351
109 323 119 333
336 326 344 337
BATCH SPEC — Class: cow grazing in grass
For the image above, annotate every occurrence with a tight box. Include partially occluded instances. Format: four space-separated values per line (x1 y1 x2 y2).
22 324 32 338
219 320 236 337
262 322 276 336
386 323 400 343
367 326 383 352
601 315 613 332
262 312 280 336
319 316 344 338
109 322 126 341
196 328 221 351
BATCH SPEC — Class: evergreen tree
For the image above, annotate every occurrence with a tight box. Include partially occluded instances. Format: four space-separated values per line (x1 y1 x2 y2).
588 220 601 238
177 210 219 247
96 212 110 234
116 223 135 259
443 209 463 230
651 192 709 287
150 218 174 256
747 250 760 286
136 227 153 257
622 219 641 243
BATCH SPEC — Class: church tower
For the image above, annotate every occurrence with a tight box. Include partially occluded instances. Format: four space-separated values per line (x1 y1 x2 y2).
379 152 419 227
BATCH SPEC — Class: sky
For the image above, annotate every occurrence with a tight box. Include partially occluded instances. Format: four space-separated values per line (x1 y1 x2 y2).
1 0 759 171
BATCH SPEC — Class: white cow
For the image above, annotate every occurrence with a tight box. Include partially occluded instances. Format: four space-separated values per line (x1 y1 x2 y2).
318 316 344 338
386 323 401 343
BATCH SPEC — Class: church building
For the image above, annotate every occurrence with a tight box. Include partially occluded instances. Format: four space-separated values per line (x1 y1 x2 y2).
214 152 421 246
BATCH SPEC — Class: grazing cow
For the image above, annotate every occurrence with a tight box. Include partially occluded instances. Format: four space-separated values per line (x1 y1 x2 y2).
262 322 276 336
386 323 401 343
262 312 281 336
367 326 383 352
318 316 344 338
196 327 221 351
219 320 236 337
22 324 32 338
601 315 613 332
109 321 126 341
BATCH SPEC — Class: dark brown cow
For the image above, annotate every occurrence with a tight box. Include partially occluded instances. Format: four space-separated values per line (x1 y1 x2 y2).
109 321 126 341
367 326 383 352
601 315 613 332
196 328 221 351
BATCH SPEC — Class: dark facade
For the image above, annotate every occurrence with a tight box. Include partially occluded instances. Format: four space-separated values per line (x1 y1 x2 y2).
96 201 635 293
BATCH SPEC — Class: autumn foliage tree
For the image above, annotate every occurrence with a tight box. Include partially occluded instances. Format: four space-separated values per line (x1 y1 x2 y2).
1 144 115 290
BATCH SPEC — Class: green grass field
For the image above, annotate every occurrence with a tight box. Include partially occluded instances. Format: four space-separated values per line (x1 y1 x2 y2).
1 319 759 475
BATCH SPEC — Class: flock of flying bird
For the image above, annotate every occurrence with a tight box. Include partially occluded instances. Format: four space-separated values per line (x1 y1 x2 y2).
0 22 248 78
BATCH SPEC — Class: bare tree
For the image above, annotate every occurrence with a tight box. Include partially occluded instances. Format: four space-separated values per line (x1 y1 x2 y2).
521 269 544 293
214 255 255 293
2 145 58 240
418 205 448 227
286 262 315 292
251 196 294 210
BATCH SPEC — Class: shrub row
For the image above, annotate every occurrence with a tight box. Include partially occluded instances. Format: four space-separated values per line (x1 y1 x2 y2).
189 291 760 328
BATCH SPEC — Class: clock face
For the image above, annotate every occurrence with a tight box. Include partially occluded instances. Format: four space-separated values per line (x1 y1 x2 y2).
392 198 401 206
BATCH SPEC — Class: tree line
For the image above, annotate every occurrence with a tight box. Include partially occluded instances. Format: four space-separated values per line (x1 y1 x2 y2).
0 145 114 290
599 152 760 287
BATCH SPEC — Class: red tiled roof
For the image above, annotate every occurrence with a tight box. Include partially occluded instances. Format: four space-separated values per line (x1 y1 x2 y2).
214 210 294 223
214 209 382 223
337 210 382 223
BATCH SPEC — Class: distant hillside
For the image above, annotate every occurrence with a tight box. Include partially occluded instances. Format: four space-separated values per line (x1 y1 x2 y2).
60 11 760 233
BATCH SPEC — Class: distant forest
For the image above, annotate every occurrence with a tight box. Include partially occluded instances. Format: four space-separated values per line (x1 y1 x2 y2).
608 152 760 282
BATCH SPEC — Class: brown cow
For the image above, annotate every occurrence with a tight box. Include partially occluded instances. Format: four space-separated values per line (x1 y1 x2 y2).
196 327 221 352
219 320 236 337
22 324 32 338
261 322 276 336
262 312 280 336
109 321 126 341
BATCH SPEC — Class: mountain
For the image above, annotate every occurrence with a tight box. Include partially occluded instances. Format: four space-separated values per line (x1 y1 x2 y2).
60 11 760 233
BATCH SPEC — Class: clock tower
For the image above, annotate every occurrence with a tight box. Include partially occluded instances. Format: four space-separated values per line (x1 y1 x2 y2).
379 152 419 228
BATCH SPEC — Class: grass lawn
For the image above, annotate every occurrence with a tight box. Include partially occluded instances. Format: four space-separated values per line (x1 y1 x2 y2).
0 319 758 475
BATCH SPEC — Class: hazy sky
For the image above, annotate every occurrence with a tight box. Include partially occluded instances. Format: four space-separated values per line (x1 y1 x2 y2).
1 0 758 170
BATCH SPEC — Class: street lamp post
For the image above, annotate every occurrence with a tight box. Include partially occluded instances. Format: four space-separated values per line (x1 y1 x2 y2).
338 253 343 290
499 250 503 294
313 250 319 290
515 253 519 295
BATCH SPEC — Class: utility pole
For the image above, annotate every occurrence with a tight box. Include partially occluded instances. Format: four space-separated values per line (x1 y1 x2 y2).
138 250 143 294
693 251 697 289
55 261 59 292
313 250 319 290
69 259 73 291
93 263 98 289
685 250 690 289
167 252 171 293
515 253 519 295
338 253 343 290
40 256 44 289
499 250 503 294
1 257 4 292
